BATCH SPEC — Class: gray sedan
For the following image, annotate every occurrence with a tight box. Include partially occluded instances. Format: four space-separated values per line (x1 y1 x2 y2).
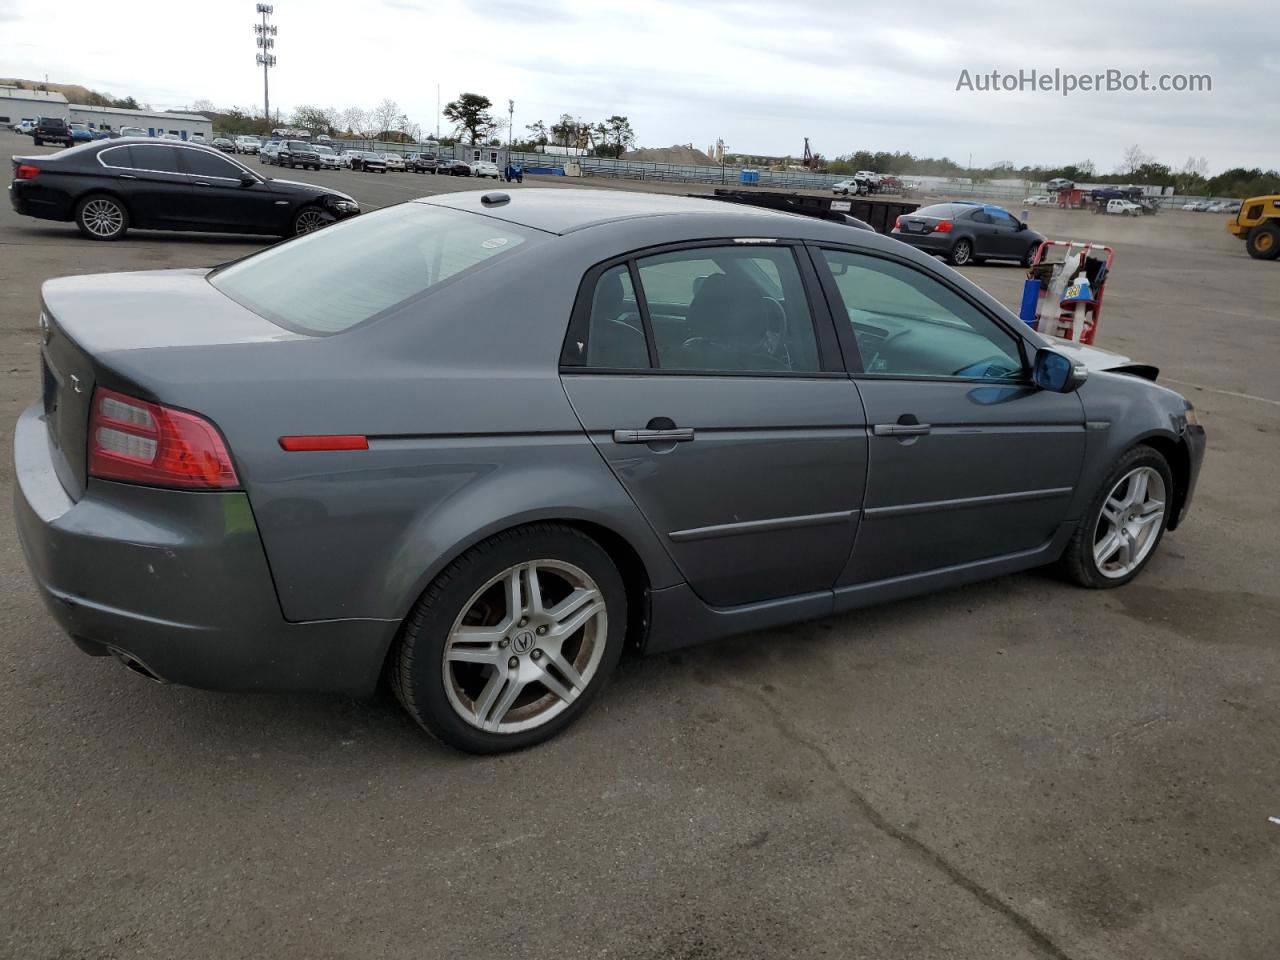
14 189 1205 753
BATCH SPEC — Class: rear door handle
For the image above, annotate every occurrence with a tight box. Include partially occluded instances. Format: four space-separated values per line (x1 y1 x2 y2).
872 423 931 437
194 181 212 187
117 174 137 180
612 428 695 444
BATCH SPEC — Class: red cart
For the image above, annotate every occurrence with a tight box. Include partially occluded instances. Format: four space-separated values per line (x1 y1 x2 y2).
1026 240 1115 345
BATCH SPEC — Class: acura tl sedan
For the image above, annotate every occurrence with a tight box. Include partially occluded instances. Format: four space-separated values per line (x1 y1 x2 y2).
14 189 1205 753
9 138 360 240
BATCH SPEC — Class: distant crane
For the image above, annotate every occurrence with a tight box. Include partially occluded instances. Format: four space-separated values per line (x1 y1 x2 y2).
802 137 822 170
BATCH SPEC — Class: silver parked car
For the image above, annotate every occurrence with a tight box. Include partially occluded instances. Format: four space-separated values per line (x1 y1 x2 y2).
14 189 1205 753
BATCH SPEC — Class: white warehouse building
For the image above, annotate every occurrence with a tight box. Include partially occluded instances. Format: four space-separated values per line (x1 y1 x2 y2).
0 86 70 125
1 87 212 141
68 104 213 141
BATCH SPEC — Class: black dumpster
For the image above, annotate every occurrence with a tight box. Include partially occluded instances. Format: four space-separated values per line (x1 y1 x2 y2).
702 189 920 235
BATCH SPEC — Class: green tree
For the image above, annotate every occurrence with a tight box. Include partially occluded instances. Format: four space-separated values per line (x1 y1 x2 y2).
443 93 495 144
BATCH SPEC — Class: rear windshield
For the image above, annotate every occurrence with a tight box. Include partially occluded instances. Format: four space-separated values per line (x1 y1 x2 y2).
209 203 538 335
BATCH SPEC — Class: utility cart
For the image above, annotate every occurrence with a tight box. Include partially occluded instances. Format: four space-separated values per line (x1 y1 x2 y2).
1023 240 1115 345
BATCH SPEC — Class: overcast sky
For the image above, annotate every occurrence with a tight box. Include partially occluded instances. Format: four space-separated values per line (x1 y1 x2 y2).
3 0 1276 172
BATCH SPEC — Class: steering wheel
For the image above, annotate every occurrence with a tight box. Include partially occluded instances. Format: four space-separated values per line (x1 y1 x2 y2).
952 355 1015 378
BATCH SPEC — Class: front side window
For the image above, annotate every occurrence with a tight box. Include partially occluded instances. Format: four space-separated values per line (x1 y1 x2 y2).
210 204 538 335
632 246 820 373
181 149 244 179
819 250 1024 380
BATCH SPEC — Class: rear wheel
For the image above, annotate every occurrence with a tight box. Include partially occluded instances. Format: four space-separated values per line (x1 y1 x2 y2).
392 524 626 753
74 194 129 240
948 238 973 266
1059 445 1173 588
1246 224 1280 260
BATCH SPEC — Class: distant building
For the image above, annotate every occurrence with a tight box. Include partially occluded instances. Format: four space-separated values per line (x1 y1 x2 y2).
0 85 70 125
68 104 212 140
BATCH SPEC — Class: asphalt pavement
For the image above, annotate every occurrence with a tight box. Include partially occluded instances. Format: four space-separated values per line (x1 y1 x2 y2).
1 131 1277 960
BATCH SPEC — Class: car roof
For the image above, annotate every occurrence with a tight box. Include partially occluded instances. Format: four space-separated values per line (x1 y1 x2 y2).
419 188 820 236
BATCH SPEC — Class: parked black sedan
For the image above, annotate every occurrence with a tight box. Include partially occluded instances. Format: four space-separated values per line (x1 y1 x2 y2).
439 158 473 176
891 202 1045 267
349 151 388 173
9 139 360 240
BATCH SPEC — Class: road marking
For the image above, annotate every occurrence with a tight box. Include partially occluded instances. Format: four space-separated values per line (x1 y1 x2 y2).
1161 378 1280 408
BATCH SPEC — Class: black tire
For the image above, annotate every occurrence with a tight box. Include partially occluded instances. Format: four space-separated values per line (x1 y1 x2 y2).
33 137 42 146
392 523 627 754
1022 243 1039 268
292 205 332 235
1245 224 1280 260
74 193 129 241
1058 444 1174 589
948 238 974 266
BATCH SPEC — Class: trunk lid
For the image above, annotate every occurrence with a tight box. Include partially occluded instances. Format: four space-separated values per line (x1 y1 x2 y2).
38 268 301 500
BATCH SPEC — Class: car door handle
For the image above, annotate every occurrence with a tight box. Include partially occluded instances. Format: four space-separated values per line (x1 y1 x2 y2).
612 428 695 444
872 423 931 437
194 181 212 187
117 174 137 180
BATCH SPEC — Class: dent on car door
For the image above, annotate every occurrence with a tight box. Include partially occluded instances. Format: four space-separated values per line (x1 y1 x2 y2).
813 247 1086 586
559 242 867 608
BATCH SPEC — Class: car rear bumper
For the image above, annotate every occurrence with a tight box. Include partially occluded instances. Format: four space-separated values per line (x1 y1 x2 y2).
891 231 952 255
9 181 73 221
13 404 395 696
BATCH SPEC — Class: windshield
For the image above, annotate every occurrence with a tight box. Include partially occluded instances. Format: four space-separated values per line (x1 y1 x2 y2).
209 203 540 335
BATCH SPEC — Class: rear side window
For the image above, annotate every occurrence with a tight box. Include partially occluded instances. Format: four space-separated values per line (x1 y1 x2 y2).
130 145 183 174
210 204 538 335
578 245 822 375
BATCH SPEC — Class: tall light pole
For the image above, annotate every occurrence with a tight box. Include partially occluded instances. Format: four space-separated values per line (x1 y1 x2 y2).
508 99 514 149
254 4 277 127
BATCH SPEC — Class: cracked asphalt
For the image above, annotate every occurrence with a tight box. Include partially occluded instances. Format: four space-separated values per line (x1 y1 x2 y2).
1 131 1277 959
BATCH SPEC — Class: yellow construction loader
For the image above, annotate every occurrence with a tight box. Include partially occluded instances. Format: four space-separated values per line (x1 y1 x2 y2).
1228 195 1280 259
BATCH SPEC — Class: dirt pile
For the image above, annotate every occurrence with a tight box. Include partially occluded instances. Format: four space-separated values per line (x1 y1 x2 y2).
621 145 715 165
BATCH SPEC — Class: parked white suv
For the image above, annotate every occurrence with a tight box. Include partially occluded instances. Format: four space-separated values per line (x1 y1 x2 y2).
235 136 261 154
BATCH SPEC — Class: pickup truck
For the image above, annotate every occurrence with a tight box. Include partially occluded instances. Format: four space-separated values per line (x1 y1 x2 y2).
32 117 73 147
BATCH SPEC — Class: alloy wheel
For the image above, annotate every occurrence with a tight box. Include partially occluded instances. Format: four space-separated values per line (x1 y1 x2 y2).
81 199 124 238
294 209 327 234
1093 466 1166 578
442 560 608 734
952 240 971 265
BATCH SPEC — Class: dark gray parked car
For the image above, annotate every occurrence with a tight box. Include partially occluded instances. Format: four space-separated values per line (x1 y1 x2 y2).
14 189 1205 753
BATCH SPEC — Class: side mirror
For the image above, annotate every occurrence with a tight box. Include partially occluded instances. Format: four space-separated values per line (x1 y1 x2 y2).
1016 221 1027 231
239 172 257 187
1033 348 1087 393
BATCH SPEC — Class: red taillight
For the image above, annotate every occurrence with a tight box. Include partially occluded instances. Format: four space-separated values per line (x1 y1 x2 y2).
933 220 954 233
278 435 368 451
15 164 40 180
893 215 902 230
88 388 239 489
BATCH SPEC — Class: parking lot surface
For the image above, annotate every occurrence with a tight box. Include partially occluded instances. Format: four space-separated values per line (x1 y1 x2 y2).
1 130 1277 960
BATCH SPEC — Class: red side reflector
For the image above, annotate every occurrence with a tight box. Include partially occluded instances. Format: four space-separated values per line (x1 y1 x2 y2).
934 220 954 234
893 215 901 231
15 164 40 180
279 435 369 451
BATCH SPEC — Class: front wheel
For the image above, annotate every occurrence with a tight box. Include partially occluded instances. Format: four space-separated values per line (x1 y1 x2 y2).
948 238 973 266
292 205 331 235
74 194 129 240
392 524 627 753
1022 243 1039 268
1058 445 1173 588
1246 224 1280 260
